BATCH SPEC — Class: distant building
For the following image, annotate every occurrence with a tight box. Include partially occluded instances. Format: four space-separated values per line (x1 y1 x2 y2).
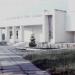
0 0 75 44
0 9 73 44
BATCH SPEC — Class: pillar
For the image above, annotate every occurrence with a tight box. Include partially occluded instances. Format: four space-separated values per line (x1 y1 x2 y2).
12 26 16 43
0 29 2 42
20 26 24 42
42 14 49 42
5 27 9 42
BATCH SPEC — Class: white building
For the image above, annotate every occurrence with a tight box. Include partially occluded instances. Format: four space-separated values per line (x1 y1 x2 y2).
0 0 75 44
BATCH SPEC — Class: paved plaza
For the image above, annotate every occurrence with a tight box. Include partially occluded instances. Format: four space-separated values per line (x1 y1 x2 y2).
0 46 49 75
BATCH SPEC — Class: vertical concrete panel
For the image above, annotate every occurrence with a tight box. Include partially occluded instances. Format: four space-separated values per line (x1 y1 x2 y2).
5 27 9 42
42 15 49 42
67 0 75 31
19 26 24 42
12 26 16 43
0 29 2 42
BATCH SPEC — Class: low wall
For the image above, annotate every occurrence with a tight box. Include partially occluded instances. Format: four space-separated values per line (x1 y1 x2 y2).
36 42 75 49
13 42 75 49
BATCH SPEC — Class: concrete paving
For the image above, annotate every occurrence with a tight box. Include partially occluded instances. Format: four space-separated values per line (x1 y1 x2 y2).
0 46 50 75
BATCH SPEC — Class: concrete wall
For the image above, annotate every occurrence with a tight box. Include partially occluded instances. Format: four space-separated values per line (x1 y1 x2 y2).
0 16 43 27
66 12 75 31
66 0 75 31
24 25 43 43
74 33 75 42
55 10 74 43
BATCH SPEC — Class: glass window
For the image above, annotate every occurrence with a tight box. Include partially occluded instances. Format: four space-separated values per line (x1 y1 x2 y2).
16 31 18 39
10 31 12 39
2 33 5 40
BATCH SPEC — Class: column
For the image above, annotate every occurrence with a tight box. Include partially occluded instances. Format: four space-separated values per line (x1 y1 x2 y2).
12 26 16 43
0 29 2 42
20 26 24 42
74 32 75 43
52 13 55 44
42 14 49 42
5 27 9 42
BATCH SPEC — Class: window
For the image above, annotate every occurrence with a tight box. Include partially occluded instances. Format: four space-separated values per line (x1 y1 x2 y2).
16 31 18 39
10 31 12 39
2 33 5 40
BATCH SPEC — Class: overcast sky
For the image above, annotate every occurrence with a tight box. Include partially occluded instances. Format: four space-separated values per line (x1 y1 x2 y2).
0 0 67 19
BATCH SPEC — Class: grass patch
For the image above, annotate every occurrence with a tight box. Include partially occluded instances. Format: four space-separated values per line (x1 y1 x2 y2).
24 49 75 71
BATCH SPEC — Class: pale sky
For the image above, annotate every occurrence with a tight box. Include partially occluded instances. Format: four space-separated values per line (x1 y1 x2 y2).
0 0 67 19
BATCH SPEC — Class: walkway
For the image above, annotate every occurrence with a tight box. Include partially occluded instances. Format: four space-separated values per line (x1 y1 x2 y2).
0 46 49 75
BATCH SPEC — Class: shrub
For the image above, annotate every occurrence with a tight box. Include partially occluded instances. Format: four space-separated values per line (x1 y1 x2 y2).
29 34 37 47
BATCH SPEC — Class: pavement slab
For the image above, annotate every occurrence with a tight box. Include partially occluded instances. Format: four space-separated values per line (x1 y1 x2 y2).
0 46 50 75
2 70 26 75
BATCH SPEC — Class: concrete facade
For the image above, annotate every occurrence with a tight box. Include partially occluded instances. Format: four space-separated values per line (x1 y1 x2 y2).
0 9 73 44
0 7 75 44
